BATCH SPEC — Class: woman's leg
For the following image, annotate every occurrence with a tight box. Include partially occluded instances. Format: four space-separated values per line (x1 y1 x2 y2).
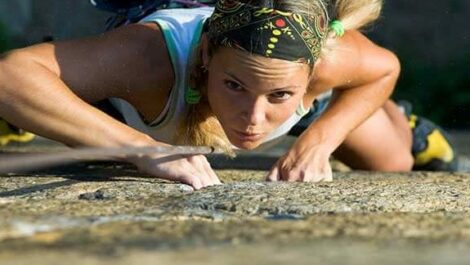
333 99 414 171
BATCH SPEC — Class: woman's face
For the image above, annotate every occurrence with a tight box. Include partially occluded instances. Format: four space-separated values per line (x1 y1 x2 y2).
205 47 311 149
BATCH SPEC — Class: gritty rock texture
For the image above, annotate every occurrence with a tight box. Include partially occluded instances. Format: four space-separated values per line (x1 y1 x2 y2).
0 165 469 265
0 136 470 264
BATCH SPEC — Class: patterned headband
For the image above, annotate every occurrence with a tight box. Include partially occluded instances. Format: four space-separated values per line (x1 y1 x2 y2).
208 0 330 64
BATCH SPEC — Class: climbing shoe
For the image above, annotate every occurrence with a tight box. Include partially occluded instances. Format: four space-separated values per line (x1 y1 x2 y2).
0 118 35 146
398 100 458 171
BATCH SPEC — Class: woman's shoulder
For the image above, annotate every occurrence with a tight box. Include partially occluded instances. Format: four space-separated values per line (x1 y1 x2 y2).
102 22 176 122
59 22 175 121
8 21 174 105
310 30 399 92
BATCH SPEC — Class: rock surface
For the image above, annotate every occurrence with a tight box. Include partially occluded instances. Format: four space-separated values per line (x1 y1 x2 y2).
1 165 470 264
0 137 470 264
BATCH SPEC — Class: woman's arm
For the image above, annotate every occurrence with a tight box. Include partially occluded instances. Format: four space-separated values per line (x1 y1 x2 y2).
0 23 173 147
267 30 400 182
303 30 400 153
0 23 219 189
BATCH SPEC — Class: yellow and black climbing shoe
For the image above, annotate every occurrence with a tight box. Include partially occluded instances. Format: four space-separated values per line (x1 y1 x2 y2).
398 101 458 171
0 119 35 146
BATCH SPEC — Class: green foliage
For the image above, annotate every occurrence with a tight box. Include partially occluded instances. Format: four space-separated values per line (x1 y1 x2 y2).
0 22 12 53
393 53 470 129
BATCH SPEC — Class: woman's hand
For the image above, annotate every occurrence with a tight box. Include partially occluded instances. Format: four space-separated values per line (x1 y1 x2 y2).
127 151 221 190
266 139 333 182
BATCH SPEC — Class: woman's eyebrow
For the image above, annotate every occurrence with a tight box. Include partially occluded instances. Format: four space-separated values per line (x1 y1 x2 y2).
224 71 247 87
224 71 300 91
271 86 300 91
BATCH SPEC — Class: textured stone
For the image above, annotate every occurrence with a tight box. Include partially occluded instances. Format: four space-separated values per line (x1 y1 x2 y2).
0 136 470 264
0 165 469 264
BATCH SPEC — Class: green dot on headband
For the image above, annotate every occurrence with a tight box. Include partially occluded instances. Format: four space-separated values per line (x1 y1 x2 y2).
329 20 345 37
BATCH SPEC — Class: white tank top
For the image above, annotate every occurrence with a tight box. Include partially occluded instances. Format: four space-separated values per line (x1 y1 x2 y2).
110 7 310 145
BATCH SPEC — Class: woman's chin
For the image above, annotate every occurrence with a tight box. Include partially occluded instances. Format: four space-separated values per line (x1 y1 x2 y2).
225 128 266 150
230 138 262 150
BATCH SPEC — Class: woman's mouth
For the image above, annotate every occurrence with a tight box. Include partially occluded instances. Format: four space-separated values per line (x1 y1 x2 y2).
233 130 264 141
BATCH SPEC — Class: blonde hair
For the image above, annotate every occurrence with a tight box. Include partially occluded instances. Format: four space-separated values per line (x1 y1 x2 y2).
322 0 382 56
175 41 236 155
331 0 382 32
176 0 383 154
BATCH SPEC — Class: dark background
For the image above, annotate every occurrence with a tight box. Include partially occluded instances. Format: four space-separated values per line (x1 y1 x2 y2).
0 0 468 129
367 0 469 129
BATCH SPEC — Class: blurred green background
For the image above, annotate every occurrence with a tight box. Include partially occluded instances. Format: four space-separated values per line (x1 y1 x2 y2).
368 0 469 129
0 0 468 129
0 22 11 53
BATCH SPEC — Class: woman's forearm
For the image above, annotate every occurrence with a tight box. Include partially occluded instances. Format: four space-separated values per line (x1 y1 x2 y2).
302 71 399 152
0 51 155 148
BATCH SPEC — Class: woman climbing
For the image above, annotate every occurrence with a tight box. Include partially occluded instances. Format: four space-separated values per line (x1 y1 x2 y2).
0 0 456 189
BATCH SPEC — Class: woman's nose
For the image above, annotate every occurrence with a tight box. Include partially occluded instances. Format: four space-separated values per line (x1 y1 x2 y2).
242 98 266 125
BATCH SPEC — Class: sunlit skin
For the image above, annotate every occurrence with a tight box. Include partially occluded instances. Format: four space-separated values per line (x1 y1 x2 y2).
0 22 412 189
204 47 311 149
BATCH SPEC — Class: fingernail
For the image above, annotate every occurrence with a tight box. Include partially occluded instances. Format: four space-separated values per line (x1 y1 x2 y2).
266 176 278 182
179 185 195 192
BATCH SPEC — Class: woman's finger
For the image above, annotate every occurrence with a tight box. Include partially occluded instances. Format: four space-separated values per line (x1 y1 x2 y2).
187 155 214 187
310 166 333 183
201 156 222 185
180 173 203 190
266 164 280 182
322 168 333 182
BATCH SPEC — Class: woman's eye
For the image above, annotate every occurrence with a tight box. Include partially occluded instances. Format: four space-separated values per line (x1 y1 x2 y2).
270 91 292 100
224 80 243 91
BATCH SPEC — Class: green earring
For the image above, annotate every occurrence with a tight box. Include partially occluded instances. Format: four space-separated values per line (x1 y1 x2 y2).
185 87 201 105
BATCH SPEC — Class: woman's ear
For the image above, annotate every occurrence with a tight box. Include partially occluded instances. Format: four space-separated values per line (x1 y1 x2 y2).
201 34 210 68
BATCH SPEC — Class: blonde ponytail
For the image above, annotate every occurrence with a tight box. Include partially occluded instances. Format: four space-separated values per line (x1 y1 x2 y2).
320 0 383 59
